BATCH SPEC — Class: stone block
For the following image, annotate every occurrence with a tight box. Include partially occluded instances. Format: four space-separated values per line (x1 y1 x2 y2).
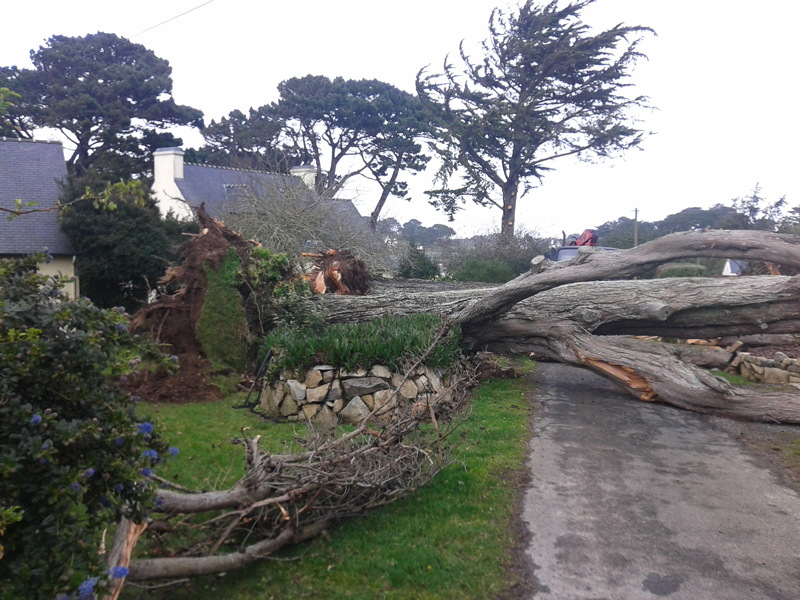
326 379 342 401
763 367 790 384
342 377 389 397
333 398 345 413
782 358 794 367
415 375 430 392
280 395 299 416
399 380 418 400
260 385 281 417
774 352 789 363
322 369 335 383
425 366 442 392
340 397 370 424
312 406 336 428
369 365 392 379
788 365 800 374
306 384 330 404
302 403 320 420
286 380 307 403
391 373 404 388
305 369 323 389
373 389 396 411
790 376 800 384
362 394 374 410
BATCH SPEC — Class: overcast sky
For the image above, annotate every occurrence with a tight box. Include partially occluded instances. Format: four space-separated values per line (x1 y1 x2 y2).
3 0 798 238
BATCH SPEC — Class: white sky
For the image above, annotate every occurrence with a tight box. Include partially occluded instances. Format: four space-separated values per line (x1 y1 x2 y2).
3 0 798 238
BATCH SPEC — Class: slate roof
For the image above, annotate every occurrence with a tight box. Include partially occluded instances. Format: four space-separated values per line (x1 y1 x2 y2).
0 138 74 256
176 163 370 230
176 164 286 217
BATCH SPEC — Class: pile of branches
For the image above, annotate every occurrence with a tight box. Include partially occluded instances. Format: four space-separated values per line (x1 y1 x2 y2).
105 335 475 591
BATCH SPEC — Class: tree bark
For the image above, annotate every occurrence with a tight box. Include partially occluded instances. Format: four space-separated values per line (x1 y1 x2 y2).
323 275 800 342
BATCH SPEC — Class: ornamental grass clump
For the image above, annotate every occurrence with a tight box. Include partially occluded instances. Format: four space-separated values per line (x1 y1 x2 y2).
261 314 461 379
0 255 175 599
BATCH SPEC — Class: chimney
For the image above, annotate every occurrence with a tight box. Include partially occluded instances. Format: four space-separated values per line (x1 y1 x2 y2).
152 147 191 219
154 147 184 181
290 164 317 190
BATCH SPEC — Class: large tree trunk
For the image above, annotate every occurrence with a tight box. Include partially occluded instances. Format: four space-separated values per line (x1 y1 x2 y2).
322 231 800 423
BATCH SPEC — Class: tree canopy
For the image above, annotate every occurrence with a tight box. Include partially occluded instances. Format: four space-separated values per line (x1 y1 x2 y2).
5 33 202 182
417 0 652 238
191 76 432 231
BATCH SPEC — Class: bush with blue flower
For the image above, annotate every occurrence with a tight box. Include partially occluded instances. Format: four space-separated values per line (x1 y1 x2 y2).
0 255 177 598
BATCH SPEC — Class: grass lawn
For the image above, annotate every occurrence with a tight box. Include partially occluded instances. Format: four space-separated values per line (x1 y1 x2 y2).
124 358 535 600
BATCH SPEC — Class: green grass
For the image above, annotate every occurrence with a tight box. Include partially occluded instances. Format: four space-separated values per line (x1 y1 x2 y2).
709 370 755 386
136 393 302 491
124 358 535 600
262 315 461 380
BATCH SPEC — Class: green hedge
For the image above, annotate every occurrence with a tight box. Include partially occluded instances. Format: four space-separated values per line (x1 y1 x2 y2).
452 258 518 283
655 263 707 278
261 314 461 379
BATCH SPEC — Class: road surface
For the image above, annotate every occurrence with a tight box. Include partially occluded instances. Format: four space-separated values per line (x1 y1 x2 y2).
523 363 800 600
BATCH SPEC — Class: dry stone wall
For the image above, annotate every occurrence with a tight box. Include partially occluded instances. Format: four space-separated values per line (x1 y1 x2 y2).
260 364 447 425
733 351 800 385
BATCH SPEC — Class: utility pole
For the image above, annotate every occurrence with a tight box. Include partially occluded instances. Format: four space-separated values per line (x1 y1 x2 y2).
633 208 639 247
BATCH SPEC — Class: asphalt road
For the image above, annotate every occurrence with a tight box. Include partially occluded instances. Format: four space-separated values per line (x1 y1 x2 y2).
523 363 800 600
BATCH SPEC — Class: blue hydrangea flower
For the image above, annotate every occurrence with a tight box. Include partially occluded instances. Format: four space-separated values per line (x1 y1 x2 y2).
169 355 179 363
85 468 95 477
142 449 158 460
30 414 42 426
116 322 127 332
41 442 49 450
142 468 152 477
115 437 124 446
136 422 154 435
154 497 165 508
168 447 180 456
78 576 99 598
71 482 81 492
114 483 124 494
109 565 129 579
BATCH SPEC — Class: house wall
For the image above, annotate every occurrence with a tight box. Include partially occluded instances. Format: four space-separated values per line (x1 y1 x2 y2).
38 256 79 299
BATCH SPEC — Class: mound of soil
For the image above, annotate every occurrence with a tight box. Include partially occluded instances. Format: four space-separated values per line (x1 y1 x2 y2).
123 354 222 404
128 205 257 403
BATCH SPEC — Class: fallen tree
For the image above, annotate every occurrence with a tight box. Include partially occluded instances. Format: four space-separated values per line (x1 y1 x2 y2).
106 229 800 594
322 230 800 424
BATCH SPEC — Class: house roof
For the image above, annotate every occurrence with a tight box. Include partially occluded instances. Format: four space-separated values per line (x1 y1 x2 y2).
176 162 370 231
176 164 287 217
0 138 74 256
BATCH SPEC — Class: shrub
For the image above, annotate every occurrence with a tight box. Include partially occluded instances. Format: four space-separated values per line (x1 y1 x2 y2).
261 314 461 379
655 263 708 278
0 255 172 599
452 258 518 283
196 249 252 373
397 242 440 279
441 228 548 278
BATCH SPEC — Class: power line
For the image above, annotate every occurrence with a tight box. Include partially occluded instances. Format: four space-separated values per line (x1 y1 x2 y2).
129 0 215 39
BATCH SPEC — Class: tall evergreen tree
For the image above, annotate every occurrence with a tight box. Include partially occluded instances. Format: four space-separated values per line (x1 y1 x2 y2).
417 0 652 239
6 33 202 181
